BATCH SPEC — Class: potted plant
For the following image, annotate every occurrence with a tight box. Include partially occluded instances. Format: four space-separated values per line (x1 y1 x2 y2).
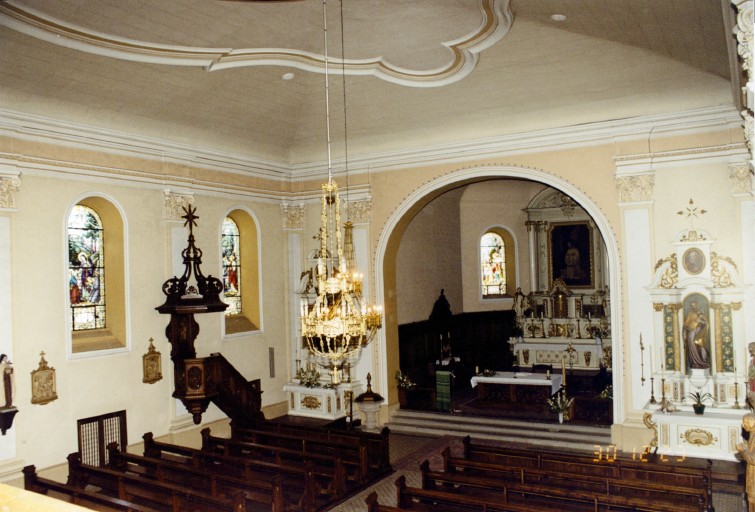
547 389 573 424
395 370 416 408
687 391 712 414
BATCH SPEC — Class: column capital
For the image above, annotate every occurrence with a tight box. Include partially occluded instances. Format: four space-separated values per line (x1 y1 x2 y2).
615 174 655 203
0 173 21 211
281 203 305 230
163 190 194 221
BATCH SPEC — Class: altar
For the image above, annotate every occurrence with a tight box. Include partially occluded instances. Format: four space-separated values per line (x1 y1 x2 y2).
644 407 747 462
511 336 608 371
283 382 358 421
470 372 562 412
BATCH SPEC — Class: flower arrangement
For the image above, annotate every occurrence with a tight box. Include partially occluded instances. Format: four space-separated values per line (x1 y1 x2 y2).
547 389 573 416
598 385 613 400
296 366 321 388
395 370 416 390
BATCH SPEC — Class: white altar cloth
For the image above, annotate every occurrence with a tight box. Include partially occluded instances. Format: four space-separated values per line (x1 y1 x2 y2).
470 372 562 394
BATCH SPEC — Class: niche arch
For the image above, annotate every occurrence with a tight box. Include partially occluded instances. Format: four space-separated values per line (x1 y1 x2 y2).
373 165 624 422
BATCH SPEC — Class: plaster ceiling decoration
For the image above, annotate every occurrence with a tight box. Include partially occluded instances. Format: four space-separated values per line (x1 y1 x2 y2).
0 0 513 87
0 0 741 168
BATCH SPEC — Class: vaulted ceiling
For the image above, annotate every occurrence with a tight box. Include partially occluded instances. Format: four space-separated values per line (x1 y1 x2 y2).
0 0 742 169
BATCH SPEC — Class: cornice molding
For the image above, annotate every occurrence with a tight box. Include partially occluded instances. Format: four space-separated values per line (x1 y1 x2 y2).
0 153 283 203
0 109 289 181
0 106 745 187
0 0 512 89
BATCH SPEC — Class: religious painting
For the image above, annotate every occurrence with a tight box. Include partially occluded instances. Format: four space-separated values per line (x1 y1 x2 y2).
31 352 58 405
682 293 711 371
549 222 593 288
682 247 705 275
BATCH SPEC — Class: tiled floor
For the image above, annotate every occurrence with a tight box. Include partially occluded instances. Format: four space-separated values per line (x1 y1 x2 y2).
327 433 443 511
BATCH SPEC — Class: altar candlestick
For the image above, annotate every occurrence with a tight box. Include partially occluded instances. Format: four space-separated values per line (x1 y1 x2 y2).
561 355 566 387
650 346 654 374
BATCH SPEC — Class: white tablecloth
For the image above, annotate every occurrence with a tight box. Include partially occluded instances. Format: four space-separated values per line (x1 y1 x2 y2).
470 371 562 394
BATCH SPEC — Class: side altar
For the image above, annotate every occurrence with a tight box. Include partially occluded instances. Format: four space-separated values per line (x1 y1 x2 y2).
283 381 359 421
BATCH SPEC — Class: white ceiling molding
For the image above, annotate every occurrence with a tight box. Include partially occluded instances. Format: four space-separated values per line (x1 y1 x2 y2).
0 0 513 88
0 106 744 184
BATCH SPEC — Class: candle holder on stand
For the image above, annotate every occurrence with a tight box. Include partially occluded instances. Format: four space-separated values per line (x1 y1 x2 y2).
540 318 547 338
649 376 657 404
639 336 645 387
575 318 582 339
733 380 741 409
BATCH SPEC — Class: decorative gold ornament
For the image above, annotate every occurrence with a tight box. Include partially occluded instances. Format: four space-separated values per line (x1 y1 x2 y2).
682 428 716 446
301 395 321 410
643 412 658 447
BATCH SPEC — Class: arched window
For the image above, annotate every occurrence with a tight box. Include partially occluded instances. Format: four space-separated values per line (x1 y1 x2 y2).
68 205 105 330
481 232 505 297
222 217 241 315
480 228 516 299
222 209 261 335
67 197 127 355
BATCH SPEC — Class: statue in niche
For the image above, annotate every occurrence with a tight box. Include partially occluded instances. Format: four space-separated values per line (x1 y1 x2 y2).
682 295 710 370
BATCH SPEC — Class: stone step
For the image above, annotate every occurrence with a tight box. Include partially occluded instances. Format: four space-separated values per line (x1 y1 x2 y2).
386 409 612 452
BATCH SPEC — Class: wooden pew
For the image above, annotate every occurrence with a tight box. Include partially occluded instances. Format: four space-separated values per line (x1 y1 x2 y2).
66 452 248 512
399 472 707 512
233 423 392 478
365 491 405 512
459 436 713 510
23 465 162 512
143 432 346 498
424 457 707 512
106 442 307 512
201 427 361 485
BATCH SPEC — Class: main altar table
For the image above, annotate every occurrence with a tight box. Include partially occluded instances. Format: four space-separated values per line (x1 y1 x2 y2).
470 372 562 412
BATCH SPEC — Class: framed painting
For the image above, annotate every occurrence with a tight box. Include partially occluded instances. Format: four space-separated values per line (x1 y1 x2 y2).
549 222 593 288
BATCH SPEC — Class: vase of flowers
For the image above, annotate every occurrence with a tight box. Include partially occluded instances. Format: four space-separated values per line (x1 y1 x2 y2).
296 367 321 388
547 389 573 423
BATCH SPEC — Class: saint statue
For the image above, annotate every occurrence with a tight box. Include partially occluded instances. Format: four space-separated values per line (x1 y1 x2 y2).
683 300 710 370
512 287 525 318
738 413 755 512
0 355 14 409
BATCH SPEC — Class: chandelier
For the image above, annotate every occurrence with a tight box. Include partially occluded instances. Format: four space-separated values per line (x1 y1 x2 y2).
300 0 381 385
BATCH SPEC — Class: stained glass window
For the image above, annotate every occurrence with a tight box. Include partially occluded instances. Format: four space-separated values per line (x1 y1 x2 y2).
222 217 242 315
481 232 505 297
68 205 105 330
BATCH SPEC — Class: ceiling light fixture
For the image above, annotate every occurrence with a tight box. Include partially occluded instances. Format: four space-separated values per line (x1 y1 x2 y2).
300 0 382 386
